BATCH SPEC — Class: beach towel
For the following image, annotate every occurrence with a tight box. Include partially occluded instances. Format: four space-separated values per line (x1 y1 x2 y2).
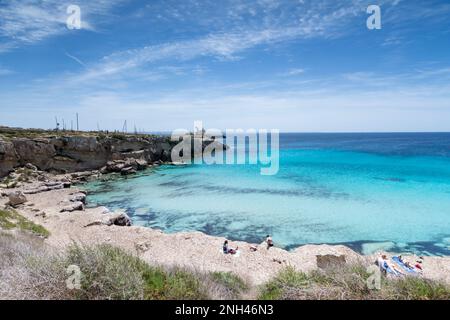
220 249 240 258
392 256 419 276
377 257 401 277
380 261 398 275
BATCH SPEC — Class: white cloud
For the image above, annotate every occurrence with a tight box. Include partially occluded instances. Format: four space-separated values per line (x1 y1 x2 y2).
280 68 305 77
0 0 125 52
0 67 13 76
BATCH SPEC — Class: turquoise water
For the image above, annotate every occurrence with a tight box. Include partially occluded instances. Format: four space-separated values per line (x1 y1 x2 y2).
86 133 450 256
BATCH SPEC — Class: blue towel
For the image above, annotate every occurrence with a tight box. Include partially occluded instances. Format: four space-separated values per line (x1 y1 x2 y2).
392 256 418 275
380 261 398 276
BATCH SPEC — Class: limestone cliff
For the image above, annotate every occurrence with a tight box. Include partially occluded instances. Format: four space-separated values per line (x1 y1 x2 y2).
0 127 174 177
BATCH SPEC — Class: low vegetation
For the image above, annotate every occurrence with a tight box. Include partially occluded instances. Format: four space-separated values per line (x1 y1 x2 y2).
0 233 248 300
0 209 49 237
1 231 448 300
258 265 450 300
0 126 162 141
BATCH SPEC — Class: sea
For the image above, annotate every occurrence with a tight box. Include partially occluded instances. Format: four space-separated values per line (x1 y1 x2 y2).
85 133 450 256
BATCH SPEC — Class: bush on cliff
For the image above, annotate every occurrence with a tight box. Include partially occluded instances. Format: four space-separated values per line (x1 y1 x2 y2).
258 265 450 300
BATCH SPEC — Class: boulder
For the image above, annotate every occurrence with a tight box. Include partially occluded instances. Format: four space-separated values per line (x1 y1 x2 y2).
135 159 148 170
106 160 126 173
107 212 132 226
120 167 137 176
7 191 28 206
60 201 84 212
84 212 132 228
70 192 87 204
316 254 346 269
25 163 38 171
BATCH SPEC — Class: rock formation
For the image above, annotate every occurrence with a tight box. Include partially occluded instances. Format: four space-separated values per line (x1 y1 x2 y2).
0 128 175 178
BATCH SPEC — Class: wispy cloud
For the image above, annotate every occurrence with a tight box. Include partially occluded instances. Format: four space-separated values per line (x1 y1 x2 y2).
65 52 87 68
0 0 125 52
0 66 14 76
70 2 368 83
280 68 305 77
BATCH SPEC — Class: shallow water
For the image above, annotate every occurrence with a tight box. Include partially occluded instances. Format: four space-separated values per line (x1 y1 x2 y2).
85 133 450 256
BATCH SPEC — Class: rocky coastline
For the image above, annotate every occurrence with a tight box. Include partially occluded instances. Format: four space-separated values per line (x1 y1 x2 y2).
0 126 177 178
1 127 450 287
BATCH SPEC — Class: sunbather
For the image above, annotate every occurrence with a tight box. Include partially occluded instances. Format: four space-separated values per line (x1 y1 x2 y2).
392 256 422 275
377 254 404 276
223 240 238 255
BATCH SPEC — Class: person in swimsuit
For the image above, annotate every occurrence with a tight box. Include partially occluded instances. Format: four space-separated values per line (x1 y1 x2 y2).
223 240 238 254
266 235 274 249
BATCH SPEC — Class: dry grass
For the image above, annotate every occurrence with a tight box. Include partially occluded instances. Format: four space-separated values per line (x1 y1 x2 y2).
0 232 249 300
0 232 68 300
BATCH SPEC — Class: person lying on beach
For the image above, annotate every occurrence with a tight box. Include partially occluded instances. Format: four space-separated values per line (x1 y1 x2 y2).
403 260 423 273
266 235 274 249
223 240 238 255
377 255 405 276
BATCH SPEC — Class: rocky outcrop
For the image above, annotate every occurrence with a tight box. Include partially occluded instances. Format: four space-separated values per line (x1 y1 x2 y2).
0 139 19 178
107 212 132 226
0 130 176 178
84 211 132 227
316 254 346 269
69 192 87 204
100 158 149 176
7 191 27 207
60 201 84 212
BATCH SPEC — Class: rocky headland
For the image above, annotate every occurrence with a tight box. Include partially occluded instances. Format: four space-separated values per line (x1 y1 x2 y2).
0 126 178 179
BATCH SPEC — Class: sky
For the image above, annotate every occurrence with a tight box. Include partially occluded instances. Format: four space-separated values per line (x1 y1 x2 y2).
0 0 450 132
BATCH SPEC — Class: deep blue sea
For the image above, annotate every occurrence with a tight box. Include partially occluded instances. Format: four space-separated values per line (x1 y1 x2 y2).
86 133 450 256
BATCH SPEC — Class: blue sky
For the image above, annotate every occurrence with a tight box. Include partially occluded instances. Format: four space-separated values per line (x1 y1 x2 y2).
0 0 450 132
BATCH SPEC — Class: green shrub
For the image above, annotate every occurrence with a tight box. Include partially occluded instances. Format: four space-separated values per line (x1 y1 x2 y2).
383 277 450 300
65 244 206 300
0 209 49 237
259 265 450 300
210 271 249 296
66 244 150 300
259 267 309 300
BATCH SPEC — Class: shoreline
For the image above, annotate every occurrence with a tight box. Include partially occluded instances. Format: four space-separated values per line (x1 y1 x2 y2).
1 168 450 286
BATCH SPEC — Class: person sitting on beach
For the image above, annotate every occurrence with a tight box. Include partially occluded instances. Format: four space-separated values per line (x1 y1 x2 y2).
223 240 238 255
266 235 274 249
377 255 388 273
